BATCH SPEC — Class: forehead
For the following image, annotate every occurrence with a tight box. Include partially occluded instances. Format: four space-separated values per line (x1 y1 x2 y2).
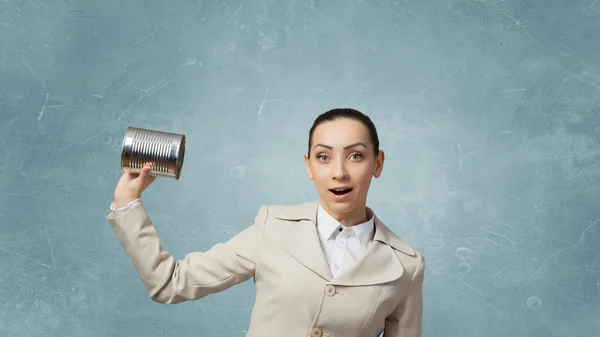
312 118 370 146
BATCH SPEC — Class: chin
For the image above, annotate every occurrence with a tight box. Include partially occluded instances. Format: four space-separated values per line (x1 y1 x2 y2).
323 198 355 211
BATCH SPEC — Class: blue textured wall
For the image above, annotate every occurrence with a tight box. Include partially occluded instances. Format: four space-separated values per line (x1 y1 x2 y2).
1 0 599 336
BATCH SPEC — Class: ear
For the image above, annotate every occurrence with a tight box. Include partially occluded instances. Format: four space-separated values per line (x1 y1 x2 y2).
304 153 314 180
373 150 384 178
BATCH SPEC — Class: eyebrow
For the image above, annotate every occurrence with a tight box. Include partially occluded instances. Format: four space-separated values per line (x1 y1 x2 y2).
313 142 367 151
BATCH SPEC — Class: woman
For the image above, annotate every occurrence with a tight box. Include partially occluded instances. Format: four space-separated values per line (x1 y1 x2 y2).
107 108 425 337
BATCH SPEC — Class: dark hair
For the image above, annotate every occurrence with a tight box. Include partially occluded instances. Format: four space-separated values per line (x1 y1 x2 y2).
308 108 380 157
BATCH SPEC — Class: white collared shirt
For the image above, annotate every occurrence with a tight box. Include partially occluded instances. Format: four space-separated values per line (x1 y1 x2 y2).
109 199 375 278
316 202 375 279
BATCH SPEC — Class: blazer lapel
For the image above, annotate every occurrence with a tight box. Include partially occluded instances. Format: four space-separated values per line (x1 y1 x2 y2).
276 200 333 281
331 214 416 286
274 200 417 286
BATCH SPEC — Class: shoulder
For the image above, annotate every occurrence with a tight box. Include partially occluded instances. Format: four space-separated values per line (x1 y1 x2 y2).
370 211 424 275
250 201 317 241
257 200 319 222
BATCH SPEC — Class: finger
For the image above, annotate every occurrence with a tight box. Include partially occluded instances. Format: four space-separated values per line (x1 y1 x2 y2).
140 163 155 182
140 165 150 176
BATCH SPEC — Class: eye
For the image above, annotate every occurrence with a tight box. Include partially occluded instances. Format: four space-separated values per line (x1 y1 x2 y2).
350 153 362 160
317 154 329 162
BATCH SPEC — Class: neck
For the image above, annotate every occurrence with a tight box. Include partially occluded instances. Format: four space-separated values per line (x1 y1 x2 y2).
319 199 369 227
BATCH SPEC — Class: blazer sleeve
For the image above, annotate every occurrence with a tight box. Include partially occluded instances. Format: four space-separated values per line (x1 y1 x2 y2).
106 200 268 304
383 252 425 337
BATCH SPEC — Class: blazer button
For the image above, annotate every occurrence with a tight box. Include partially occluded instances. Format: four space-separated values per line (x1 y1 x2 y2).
325 284 336 296
311 327 323 337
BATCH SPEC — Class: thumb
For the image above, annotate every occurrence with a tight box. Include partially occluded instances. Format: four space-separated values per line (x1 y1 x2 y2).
137 163 155 185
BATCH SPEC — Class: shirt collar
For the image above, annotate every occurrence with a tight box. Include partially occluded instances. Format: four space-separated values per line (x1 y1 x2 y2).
316 202 374 246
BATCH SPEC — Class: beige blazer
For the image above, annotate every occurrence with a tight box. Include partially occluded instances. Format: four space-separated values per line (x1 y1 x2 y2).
106 199 424 337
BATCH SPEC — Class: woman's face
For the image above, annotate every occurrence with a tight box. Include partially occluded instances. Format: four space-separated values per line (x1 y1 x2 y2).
304 118 384 224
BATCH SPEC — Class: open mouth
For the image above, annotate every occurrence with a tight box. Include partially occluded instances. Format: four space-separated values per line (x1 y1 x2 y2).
329 188 353 196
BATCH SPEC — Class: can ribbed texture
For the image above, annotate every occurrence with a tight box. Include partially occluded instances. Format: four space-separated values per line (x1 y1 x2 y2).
121 126 186 180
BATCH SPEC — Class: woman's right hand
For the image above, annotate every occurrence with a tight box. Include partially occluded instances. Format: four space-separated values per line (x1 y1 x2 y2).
113 162 157 208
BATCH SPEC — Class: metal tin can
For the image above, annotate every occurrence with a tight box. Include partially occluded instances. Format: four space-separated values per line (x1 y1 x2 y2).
120 126 186 180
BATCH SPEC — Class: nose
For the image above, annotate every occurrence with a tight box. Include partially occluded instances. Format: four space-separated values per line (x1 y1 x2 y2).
332 160 348 180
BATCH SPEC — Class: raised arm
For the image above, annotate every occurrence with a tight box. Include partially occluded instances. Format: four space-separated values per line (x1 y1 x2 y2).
106 202 268 304
383 253 425 337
